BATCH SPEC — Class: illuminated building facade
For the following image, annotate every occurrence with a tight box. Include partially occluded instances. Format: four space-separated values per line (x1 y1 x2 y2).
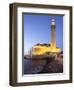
31 18 61 55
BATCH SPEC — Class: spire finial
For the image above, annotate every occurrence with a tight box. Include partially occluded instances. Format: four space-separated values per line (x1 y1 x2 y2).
51 16 55 26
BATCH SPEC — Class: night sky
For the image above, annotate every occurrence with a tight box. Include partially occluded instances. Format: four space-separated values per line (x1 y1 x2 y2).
23 13 63 54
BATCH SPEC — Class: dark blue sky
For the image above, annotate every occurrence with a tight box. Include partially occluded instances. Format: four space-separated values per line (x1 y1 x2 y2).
23 14 63 54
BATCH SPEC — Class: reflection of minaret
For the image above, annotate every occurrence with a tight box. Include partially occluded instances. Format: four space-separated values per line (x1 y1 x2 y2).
51 17 56 48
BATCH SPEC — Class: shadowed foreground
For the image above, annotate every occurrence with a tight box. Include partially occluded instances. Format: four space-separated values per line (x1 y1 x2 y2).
24 57 63 74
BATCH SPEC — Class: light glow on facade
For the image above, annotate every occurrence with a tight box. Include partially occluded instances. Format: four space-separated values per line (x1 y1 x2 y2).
31 18 61 55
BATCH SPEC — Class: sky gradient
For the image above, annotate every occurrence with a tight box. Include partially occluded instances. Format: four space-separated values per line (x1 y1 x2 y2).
23 14 63 54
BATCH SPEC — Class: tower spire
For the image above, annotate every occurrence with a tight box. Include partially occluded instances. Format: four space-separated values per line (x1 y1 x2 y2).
51 17 56 48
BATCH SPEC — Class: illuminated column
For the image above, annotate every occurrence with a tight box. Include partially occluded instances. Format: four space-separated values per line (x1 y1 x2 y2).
51 18 56 48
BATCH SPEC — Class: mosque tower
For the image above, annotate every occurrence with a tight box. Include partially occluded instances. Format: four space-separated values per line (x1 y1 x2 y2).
51 17 56 48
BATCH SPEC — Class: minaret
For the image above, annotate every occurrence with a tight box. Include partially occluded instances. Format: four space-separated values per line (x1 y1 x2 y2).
51 17 56 48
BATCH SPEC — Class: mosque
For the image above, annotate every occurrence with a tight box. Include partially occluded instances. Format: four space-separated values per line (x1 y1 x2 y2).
29 18 61 55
